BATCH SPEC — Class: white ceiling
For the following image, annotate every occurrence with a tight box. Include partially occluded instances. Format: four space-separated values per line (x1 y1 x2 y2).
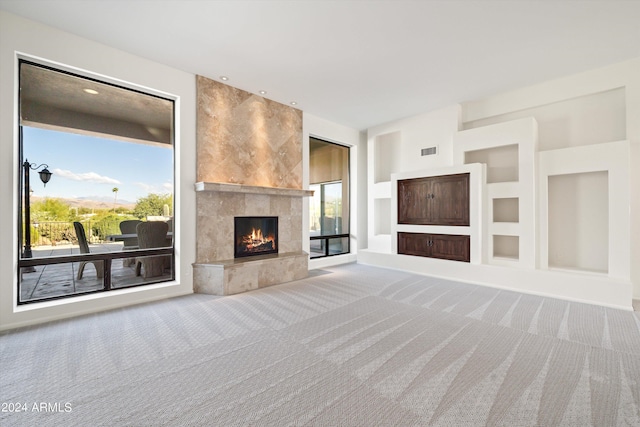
1 0 639 130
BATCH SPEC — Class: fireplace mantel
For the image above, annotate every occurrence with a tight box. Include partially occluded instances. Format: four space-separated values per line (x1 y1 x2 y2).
195 182 313 198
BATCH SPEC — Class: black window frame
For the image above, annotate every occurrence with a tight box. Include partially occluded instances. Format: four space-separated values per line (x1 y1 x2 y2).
16 59 176 305
309 138 351 259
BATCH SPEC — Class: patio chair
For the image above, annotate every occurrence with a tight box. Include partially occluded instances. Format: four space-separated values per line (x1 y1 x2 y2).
135 221 170 279
119 219 141 267
165 218 174 246
73 222 104 280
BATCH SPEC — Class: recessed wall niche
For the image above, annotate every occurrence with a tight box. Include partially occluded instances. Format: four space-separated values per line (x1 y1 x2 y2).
374 131 401 183
548 171 608 273
465 144 519 183
374 198 391 235
493 198 519 223
493 235 519 260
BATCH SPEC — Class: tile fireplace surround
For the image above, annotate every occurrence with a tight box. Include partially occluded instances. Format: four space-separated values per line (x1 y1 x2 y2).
193 182 313 295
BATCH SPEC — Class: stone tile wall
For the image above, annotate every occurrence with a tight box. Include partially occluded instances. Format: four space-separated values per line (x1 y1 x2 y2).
194 77 309 295
193 185 311 296
196 190 303 263
196 75 303 189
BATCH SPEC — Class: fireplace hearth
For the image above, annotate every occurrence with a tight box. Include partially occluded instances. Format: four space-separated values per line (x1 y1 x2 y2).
234 216 278 258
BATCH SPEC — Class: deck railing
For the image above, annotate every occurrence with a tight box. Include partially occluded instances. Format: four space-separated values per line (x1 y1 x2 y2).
27 220 121 246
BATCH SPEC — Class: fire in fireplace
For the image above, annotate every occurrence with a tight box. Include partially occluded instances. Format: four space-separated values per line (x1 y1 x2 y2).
234 216 278 258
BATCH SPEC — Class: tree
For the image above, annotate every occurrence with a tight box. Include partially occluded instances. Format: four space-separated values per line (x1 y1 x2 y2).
29 198 73 245
112 187 119 212
31 198 71 222
90 211 123 241
133 193 173 219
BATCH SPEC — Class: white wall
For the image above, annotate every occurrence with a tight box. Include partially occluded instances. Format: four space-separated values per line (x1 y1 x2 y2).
0 12 197 330
368 105 461 174
464 87 626 151
360 58 639 309
303 113 362 269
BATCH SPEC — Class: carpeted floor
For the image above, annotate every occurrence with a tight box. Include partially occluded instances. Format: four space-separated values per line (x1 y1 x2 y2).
1 263 639 426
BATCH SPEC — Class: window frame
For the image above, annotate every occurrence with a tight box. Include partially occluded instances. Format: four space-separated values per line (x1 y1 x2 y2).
308 138 351 259
16 58 177 305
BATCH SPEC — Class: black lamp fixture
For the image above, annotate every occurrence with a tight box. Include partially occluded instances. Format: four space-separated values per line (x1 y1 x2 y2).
22 159 52 266
38 166 52 186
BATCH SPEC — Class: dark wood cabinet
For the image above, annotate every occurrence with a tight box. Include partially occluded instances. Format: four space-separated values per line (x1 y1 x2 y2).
398 173 469 226
397 173 471 262
398 232 470 262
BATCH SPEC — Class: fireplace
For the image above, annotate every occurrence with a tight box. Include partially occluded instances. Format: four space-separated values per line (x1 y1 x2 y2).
234 216 278 258
194 183 313 295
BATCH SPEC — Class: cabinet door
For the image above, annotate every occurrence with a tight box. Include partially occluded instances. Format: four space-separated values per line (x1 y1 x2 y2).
430 234 470 262
398 178 431 224
397 232 431 257
398 173 470 226
398 232 470 262
429 173 469 226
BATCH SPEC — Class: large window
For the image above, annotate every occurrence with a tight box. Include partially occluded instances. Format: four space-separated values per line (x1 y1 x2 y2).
309 138 350 258
17 59 175 304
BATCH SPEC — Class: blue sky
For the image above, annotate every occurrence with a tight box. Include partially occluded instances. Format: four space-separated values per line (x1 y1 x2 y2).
24 126 173 204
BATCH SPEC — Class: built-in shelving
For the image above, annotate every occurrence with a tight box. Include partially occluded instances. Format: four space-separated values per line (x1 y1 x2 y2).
362 62 635 310
454 117 537 269
374 198 391 236
493 235 519 261
539 141 630 278
493 198 519 223
374 131 401 183
465 144 519 183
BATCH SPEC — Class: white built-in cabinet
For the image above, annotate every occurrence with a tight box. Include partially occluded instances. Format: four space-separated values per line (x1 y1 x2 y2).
461 86 631 279
367 131 401 252
453 118 537 269
367 86 632 275
363 70 635 309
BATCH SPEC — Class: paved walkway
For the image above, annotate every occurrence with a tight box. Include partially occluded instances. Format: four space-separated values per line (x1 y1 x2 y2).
20 242 160 303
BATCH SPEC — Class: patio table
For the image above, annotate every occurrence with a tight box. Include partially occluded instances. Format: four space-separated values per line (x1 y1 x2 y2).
106 232 172 243
106 233 137 242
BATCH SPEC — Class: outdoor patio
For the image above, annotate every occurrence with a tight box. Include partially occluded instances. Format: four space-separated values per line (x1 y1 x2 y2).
19 242 171 303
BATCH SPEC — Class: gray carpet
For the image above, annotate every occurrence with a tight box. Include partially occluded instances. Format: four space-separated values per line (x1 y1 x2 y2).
1 263 639 426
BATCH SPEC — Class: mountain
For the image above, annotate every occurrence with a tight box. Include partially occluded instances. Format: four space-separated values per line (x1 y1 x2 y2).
31 195 136 210
77 195 136 205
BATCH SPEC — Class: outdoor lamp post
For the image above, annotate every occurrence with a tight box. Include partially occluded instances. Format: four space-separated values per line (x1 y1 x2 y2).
22 159 52 266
